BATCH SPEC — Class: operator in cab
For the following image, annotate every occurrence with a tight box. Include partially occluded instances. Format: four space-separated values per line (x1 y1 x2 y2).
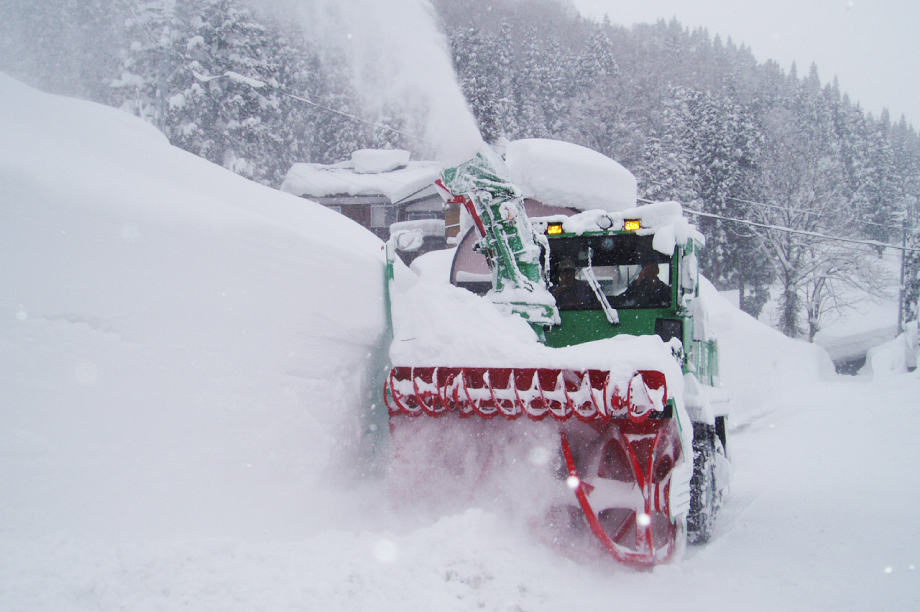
552 259 595 308
616 262 671 308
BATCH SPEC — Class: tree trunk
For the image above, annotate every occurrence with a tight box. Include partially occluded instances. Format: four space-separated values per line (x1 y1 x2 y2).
779 282 800 338
738 274 745 313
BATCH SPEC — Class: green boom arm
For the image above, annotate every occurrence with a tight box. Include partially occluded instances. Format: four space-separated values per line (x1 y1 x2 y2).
438 146 559 329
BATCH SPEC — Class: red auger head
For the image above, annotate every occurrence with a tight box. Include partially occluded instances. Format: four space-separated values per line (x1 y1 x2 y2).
626 370 668 422
385 366 670 423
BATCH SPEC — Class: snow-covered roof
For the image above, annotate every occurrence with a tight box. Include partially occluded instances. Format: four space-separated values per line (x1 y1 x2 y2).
504 138 638 212
280 149 442 204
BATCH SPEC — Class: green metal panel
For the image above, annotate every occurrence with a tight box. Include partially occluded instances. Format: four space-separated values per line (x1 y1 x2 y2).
544 307 676 347
688 340 719 386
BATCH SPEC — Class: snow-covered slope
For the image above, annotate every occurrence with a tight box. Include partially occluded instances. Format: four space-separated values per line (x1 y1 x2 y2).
0 73 388 540
2 76 919 611
698 277 836 422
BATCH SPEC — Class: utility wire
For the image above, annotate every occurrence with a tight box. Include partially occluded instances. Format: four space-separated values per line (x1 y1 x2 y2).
644 180 901 232
279 91 428 144
724 195 900 232
673 207 920 253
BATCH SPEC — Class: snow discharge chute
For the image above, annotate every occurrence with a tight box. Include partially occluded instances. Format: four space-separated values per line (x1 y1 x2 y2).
434 147 559 329
384 141 725 567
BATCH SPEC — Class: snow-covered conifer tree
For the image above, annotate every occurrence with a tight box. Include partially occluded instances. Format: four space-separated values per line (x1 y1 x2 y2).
111 0 191 129
512 30 550 139
112 0 321 185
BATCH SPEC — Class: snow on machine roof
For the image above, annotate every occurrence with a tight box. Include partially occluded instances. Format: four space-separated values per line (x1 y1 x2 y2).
504 138 638 212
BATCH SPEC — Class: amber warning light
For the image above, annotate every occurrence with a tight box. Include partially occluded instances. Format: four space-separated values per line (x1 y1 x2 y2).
547 223 564 235
624 219 641 231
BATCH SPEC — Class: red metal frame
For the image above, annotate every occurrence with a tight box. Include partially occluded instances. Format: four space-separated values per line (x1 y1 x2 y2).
560 421 681 566
385 366 667 423
434 179 487 239
385 365 681 566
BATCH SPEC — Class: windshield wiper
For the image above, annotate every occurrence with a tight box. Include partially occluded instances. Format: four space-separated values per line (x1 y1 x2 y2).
584 247 619 325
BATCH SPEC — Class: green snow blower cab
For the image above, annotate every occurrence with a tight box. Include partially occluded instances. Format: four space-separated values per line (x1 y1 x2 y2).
385 144 728 565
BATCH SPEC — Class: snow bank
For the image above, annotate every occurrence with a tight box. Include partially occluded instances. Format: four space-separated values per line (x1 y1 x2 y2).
860 322 920 377
814 324 899 364
697 277 835 423
505 138 638 212
0 73 388 539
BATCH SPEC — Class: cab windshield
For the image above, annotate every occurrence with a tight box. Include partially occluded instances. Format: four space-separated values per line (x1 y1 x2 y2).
549 234 672 310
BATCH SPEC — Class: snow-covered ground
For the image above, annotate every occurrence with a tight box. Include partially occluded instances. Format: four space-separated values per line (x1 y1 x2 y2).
2 75 919 611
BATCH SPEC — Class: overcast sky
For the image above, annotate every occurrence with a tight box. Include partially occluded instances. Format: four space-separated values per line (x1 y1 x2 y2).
569 0 920 127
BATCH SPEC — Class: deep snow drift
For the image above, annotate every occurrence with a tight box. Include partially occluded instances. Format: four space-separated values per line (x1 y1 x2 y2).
0 73 389 541
2 76 919 611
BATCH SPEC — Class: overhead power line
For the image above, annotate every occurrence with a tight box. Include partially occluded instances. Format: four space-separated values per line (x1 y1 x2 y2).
644 180 901 232
278 90 428 144
675 208 920 253
723 196 901 232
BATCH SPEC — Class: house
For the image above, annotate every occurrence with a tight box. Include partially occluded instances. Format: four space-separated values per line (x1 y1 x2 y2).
280 149 446 242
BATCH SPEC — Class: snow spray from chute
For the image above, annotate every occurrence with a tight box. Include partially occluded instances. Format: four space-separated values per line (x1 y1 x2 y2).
249 0 484 166
248 0 485 475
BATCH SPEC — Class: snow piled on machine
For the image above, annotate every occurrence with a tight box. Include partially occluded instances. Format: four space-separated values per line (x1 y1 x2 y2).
389 257 684 391
505 138 638 212
531 201 704 256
